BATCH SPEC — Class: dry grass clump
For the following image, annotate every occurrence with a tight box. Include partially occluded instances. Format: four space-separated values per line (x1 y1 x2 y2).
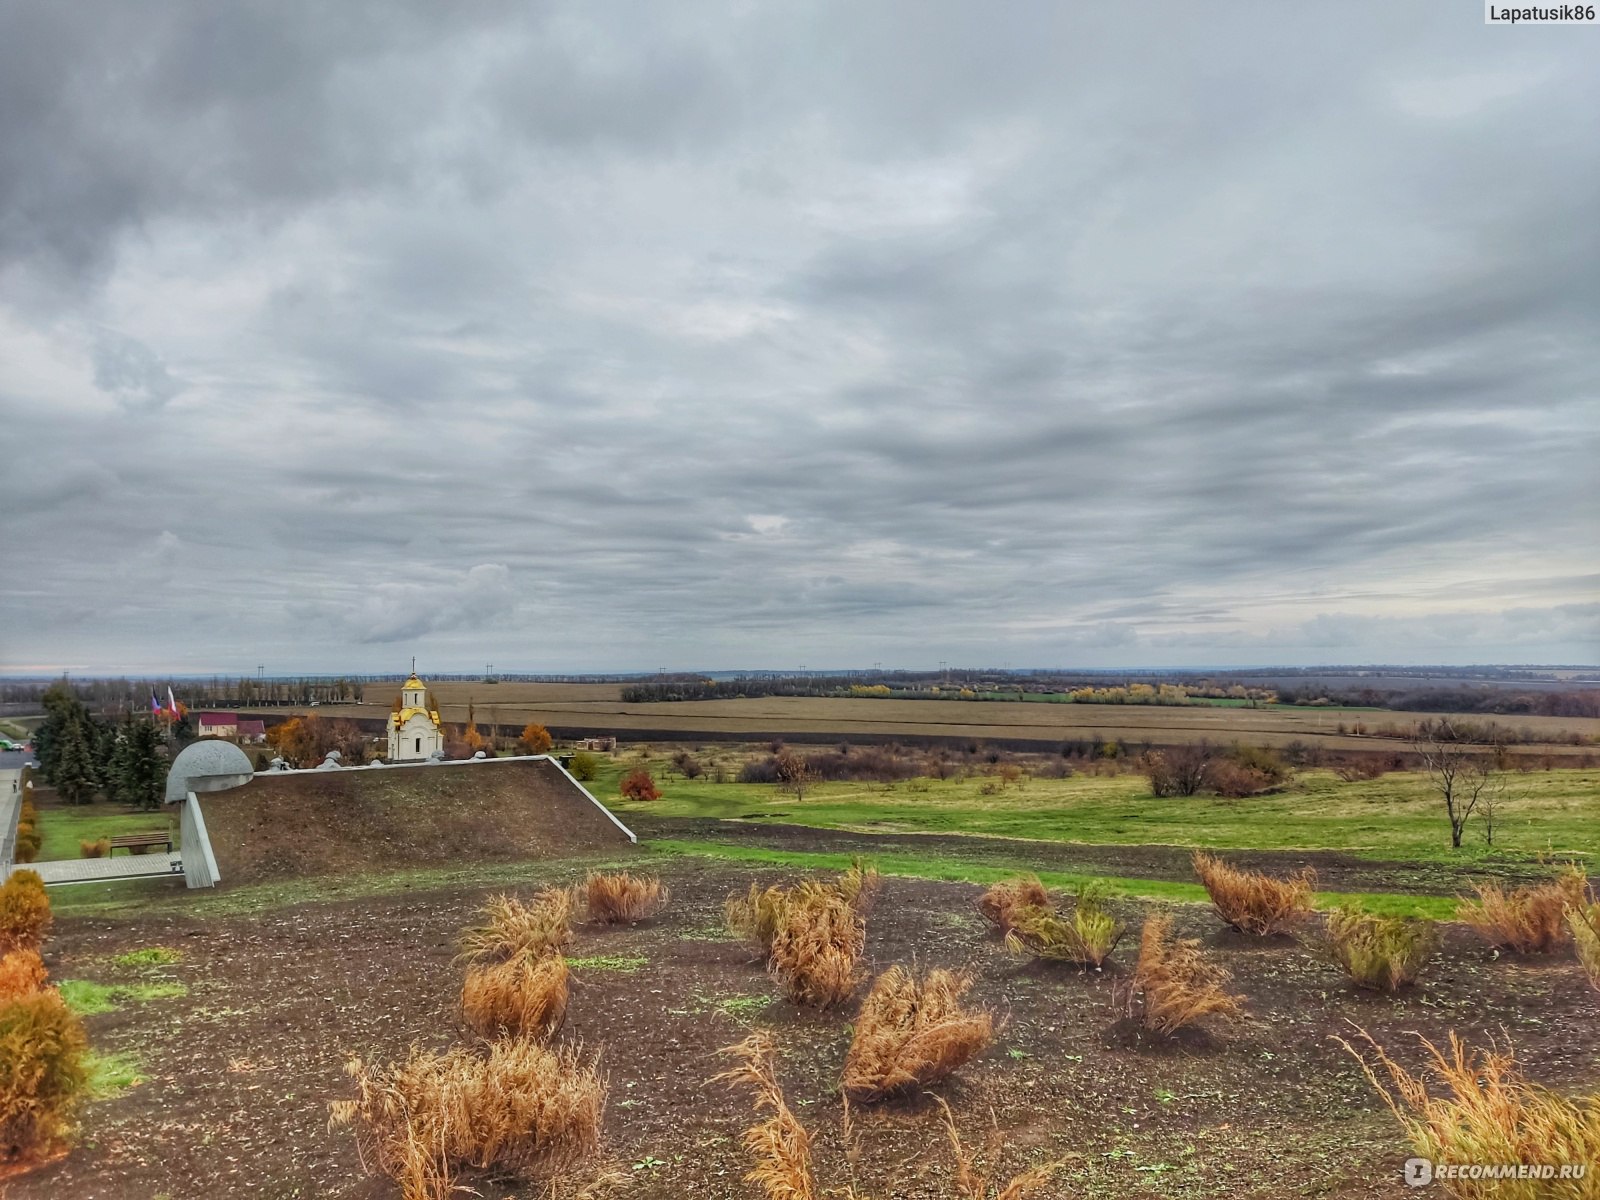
0 872 51 957
976 876 1049 935
727 865 880 952
715 1033 818 1200
1123 915 1245 1036
768 882 865 1009
0 988 89 1169
725 864 880 1006
78 839 110 859
718 1033 1063 1200
727 883 789 956
1004 881 1124 968
834 860 883 915
330 1038 606 1200
0 951 48 1003
1192 852 1316 936
935 1096 1064 1200
459 889 573 965
461 953 569 1041
1571 893 1600 992
1319 909 1438 992
842 966 994 1102
1458 866 1586 955
579 871 669 924
1338 1027 1600 1200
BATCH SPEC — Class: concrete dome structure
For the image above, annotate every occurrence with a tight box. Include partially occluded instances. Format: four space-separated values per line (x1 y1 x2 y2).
166 739 255 803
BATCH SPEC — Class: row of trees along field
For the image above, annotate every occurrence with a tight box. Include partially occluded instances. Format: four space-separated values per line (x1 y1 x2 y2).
619 673 1600 717
0 676 366 709
0 672 631 710
32 682 167 809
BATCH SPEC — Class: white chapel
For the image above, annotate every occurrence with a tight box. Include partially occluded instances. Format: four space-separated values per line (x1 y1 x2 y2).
386 669 444 761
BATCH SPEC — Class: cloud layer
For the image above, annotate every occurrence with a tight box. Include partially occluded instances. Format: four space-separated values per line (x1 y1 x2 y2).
0 2 1595 673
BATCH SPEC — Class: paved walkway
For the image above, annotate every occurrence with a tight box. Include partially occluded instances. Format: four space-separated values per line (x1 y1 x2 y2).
11 852 184 885
0 768 20 866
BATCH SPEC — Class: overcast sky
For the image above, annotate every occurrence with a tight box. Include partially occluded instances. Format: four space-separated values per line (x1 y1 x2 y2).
1 2 1596 676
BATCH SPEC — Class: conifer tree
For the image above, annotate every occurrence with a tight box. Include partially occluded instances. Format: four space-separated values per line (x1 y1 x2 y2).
123 719 166 811
53 712 98 804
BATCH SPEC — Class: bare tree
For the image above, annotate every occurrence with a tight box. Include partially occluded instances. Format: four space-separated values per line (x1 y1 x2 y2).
1145 742 1215 797
774 749 816 800
1413 722 1503 848
1476 765 1528 847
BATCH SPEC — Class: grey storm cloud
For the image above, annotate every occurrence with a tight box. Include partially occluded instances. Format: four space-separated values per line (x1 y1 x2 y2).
0 1 1595 674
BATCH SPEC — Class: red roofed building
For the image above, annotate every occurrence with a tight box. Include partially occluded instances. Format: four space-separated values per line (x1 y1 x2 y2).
197 713 267 744
196 713 238 738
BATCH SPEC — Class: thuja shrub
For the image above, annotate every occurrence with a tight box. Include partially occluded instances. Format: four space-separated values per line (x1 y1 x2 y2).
458 890 573 965
461 953 569 1041
1192 852 1316 936
767 882 865 1009
13 825 40 865
1319 909 1438 992
977 876 1049 935
1458 866 1586 955
1004 881 1125 968
842 966 994 1102
331 1039 605 1200
0 872 52 957
0 951 48 1003
580 871 669 924
0 989 90 1169
1123 914 1244 1036
1338 1027 1600 1200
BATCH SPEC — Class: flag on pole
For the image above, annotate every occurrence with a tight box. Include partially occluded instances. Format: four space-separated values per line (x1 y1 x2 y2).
167 686 180 720
150 691 162 716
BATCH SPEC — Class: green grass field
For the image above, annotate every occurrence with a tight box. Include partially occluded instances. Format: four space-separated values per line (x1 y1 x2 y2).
607 760 1600 865
29 805 178 863
643 838 1461 918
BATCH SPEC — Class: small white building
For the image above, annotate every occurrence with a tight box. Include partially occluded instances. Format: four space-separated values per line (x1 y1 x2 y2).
196 712 239 739
386 673 444 762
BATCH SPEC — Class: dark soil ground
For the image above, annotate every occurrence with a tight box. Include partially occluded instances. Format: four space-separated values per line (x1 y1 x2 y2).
16 854 1600 1200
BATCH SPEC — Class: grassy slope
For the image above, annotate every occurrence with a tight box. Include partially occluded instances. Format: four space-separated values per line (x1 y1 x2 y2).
41 759 1591 923
608 762 1600 864
644 838 1460 918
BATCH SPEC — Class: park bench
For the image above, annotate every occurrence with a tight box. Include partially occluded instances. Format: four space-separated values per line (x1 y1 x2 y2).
107 831 174 856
